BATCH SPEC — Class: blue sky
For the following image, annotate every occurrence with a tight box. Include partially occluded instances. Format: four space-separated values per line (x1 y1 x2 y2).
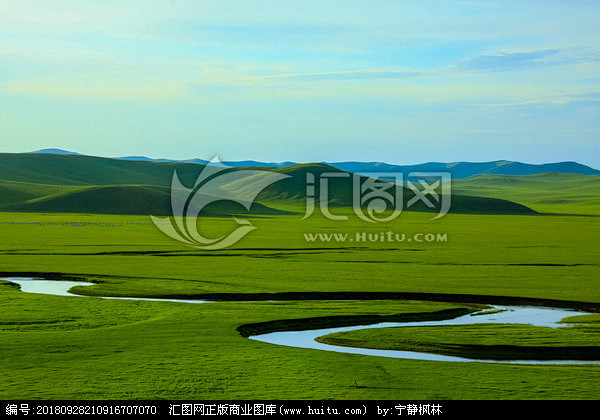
1 0 599 167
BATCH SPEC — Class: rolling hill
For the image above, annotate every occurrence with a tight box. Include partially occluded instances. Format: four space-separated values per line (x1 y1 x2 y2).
0 184 290 216
452 173 600 215
0 180 78 207
0 152 537 216
0 152 209 187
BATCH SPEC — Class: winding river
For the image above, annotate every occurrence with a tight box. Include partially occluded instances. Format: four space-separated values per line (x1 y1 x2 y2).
3 277 599 365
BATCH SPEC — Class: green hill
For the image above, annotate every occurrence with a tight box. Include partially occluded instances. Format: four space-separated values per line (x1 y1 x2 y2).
453 173 600 215
0 152 205 187
0 180 78 206
0 153 537 216
1 184 291 216
254 164 536 215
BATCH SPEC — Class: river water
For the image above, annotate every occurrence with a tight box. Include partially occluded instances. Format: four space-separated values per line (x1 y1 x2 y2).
4 277 598 365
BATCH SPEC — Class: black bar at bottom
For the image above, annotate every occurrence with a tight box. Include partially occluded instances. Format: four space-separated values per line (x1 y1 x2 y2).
0 400 593 418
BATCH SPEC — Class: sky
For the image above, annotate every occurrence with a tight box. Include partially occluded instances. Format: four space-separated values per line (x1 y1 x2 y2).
1 0 599 167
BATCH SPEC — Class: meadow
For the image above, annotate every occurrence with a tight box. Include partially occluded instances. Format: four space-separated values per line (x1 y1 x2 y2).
1 205 599 399
316 322 600 361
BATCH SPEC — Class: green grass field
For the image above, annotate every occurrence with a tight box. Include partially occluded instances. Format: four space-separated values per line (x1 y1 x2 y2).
453 173 600 215
316 323 600 360
1 207 599 399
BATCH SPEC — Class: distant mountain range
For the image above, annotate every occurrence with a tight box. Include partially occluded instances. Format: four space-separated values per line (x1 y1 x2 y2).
29 148 600 179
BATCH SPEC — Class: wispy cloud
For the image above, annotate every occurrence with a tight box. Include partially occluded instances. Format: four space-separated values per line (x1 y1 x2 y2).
261 68 423 81
457 49 562 71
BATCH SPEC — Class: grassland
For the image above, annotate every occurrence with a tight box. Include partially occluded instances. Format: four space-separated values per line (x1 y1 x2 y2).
0 207 599 399
316 323 600 361
0 210 599 301
453 173 600 215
